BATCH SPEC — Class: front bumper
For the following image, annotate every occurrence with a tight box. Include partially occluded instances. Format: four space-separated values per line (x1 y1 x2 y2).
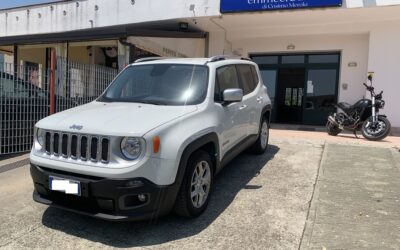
30 164 179 221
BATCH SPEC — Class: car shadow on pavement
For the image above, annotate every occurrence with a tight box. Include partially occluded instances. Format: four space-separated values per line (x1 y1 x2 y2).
41 145 280 248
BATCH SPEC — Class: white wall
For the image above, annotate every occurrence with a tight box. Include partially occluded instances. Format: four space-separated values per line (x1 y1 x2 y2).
367 20 400 127
127 37 205 58
0 0 220 37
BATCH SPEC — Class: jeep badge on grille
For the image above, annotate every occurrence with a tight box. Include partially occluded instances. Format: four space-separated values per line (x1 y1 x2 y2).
69 124 83 130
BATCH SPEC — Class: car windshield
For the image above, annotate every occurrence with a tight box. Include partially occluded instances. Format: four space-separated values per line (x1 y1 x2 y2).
99 64 209 106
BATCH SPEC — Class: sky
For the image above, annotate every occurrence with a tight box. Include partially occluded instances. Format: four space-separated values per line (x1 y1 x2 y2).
0 0 61 10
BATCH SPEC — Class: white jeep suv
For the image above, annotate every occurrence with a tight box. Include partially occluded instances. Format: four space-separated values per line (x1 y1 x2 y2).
30 56 272 221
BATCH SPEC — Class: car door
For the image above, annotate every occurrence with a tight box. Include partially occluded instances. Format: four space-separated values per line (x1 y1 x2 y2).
214 65 247 157
236 64 261 137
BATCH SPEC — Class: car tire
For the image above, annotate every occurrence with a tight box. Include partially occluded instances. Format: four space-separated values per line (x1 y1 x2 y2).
174 150 214 218
251 117 269 154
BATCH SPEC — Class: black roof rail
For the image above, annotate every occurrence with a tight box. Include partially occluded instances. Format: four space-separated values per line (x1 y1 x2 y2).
205 55 253 64
134 57 172 63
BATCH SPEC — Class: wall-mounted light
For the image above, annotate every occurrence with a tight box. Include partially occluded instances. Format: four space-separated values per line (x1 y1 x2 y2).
287 44 295 50
38 13 42 18
348 62 357 67
63 10 67 16
76 2 79 7
50 6 54 11
94 5 99 11
342 83 348 90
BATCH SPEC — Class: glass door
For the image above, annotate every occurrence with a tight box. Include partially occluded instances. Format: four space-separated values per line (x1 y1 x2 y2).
276 68 305 124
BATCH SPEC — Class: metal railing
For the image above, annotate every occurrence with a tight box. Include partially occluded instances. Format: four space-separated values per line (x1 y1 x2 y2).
0 60 118 155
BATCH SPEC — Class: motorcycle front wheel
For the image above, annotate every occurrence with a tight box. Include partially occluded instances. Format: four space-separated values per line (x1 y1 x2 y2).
361 116 391 141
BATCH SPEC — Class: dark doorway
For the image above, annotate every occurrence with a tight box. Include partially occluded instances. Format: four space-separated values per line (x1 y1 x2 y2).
276 68 305 124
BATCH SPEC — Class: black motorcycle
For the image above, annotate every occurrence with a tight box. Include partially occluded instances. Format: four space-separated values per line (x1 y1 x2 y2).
326 75 391 141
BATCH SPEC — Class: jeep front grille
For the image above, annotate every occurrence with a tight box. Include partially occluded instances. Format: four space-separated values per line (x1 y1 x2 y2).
44 131 110 163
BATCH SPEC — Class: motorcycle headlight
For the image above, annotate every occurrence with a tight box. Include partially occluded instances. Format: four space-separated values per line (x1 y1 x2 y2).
36 128 45 146
120 137 144 160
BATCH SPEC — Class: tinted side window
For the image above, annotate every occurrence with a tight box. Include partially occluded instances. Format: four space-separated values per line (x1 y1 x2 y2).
251 65 259 85
237 64 256 95
215 65 240 101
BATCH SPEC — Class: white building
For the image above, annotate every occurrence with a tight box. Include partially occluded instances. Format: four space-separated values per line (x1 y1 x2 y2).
0 0 399 131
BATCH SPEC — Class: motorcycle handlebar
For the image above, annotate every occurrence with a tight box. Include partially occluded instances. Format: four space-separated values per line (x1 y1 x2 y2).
363 83 374 92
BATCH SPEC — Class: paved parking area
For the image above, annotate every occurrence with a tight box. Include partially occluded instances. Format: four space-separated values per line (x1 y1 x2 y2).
0 130 399 249
0 135 323 250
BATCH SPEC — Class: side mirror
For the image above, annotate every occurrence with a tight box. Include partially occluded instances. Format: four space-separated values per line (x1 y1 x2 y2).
222 88 243 104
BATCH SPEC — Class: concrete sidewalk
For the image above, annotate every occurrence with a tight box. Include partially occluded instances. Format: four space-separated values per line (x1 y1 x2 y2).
301 144 400 249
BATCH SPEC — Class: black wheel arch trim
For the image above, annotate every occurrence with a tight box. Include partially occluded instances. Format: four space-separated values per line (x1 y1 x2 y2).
262 104 272 124
176 133 220 182
168 132 220 206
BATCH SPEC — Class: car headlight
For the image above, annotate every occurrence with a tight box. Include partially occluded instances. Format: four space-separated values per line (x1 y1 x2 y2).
121 137 144 160
36 128 45 146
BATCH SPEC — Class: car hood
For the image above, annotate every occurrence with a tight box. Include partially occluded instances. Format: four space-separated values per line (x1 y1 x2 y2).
36 101 198 136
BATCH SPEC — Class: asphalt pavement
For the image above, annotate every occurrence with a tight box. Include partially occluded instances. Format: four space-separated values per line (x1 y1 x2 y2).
0 132 399 250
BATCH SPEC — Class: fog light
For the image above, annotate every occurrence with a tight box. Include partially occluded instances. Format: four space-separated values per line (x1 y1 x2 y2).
138 194 147 202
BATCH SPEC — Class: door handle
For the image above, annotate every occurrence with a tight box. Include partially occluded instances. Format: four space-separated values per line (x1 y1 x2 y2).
256 97 263 102
239 105 247 110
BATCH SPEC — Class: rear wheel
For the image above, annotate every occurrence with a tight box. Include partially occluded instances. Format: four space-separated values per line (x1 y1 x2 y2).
251 117 269 154
174 150 213 218
326 120 342 136
361 116 391 141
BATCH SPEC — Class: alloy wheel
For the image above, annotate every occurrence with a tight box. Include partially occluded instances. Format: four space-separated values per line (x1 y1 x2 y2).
190 160 211 208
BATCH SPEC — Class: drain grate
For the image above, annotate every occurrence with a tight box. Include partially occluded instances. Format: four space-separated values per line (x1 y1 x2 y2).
0 158 30 174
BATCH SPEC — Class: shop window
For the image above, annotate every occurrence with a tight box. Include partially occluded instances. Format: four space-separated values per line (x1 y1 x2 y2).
252 56 278 65
282 55 305 64
309 54 339 64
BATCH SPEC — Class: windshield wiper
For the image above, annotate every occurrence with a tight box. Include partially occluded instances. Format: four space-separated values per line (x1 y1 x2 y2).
131 100 169 105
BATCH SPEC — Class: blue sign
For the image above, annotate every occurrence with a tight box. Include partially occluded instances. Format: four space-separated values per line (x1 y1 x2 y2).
220 0 343 13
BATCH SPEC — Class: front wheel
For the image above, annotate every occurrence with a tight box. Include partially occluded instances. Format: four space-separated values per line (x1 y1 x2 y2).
174 150 213 218
361 116 391 141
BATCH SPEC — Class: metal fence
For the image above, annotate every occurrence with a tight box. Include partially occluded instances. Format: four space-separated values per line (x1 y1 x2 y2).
0 59 118 155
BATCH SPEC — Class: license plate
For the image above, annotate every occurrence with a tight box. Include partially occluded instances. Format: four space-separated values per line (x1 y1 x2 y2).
49 176 81 196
